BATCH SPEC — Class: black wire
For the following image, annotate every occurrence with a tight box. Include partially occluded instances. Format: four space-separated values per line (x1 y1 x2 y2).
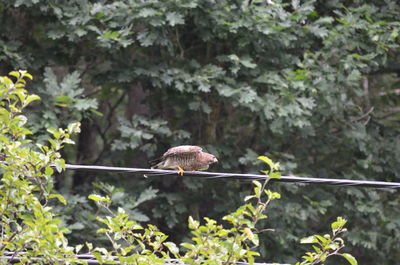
63 164 400 190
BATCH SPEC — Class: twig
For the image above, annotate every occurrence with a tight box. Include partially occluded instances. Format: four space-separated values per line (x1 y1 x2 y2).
351 106 374 123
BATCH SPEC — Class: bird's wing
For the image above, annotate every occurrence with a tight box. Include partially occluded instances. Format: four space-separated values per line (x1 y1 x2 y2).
162 145 203 159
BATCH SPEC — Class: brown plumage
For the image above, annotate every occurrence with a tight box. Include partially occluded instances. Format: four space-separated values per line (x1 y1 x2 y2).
151 145 218 175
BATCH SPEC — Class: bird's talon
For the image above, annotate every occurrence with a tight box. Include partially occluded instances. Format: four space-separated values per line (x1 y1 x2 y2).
177 166 185 176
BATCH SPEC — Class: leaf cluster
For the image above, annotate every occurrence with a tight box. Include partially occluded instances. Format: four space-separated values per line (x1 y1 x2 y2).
0 70 80 263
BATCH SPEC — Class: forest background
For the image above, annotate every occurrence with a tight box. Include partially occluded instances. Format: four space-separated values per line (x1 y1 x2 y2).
1 0 399 264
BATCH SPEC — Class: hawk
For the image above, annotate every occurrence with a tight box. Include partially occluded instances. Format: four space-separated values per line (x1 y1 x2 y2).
151 145 218 176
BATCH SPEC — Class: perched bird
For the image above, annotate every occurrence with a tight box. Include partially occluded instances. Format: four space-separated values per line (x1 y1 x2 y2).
150 145 218 176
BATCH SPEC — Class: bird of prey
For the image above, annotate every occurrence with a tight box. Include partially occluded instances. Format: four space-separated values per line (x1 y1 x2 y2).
151 145 218 176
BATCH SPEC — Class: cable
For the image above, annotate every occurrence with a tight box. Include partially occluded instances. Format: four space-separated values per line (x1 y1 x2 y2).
64 164 400 190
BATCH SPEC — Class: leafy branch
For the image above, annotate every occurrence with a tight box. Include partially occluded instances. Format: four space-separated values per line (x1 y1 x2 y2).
0 70 81 264
297 217 357 265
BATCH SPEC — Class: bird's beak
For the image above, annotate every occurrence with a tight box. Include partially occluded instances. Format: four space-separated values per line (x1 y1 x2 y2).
213 157 218 163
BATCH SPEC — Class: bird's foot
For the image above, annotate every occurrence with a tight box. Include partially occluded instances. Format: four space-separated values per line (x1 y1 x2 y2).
177 166 185 176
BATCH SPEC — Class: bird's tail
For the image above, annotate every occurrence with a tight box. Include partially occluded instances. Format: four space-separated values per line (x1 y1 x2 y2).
149 157 163 169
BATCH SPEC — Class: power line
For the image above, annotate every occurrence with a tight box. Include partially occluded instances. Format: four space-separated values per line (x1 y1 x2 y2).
64 164 400 190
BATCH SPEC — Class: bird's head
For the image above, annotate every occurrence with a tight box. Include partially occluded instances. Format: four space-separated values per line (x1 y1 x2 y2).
200 152 218 165
208 154 218 164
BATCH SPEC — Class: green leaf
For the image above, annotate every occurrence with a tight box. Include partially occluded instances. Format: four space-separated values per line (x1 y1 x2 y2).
101 31 120 39
181 242 196 251
86 242 93 251
188 216 199 229
94 247 108 255
341 253 358 265
54 159 66 173
96 228 108 234
45 166 54 176
164 242 179 255
55 95 72 104
269 172 281 179
239 87 257 103
244 195 255 201
300 235 319 244
88 194 111 203
9 71 20 79
47 127 57 134
69 222 85 230
265 190 281 200
67 122 81 134
49 194 67 205
252 180 262 189
331 217 347 232
258 156 279 171
166 12 184 26
75 244 84 253
25 94 40 105
138 8 157 17
240 58 257 69
253 181 261 197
